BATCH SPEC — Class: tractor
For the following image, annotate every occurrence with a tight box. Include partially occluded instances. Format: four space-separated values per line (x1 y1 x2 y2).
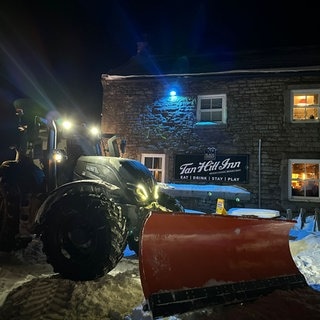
0 102 182 281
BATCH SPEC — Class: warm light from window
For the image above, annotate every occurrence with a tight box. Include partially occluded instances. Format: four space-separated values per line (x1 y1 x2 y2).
294 95 315 106
298 98 307 106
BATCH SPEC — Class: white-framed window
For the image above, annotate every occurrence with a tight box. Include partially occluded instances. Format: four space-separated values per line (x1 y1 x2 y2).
291 89 320 122
196 94 227 124
289 159 320 201
141 153 165 183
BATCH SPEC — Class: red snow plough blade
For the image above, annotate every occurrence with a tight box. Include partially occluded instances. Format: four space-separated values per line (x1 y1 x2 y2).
139 212 307 318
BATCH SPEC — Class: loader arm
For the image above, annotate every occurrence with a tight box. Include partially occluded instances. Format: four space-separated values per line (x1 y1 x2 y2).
139 212 307 318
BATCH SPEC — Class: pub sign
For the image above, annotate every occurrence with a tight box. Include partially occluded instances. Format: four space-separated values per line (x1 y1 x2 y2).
174 154 249 183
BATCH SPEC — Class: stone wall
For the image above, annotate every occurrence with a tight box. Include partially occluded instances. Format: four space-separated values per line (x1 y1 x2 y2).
101 73 320 213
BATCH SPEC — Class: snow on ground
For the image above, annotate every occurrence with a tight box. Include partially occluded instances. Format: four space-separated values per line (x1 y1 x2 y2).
0 213 320 319
289 214 320 292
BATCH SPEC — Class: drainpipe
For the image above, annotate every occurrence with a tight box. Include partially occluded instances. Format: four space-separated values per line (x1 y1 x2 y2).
258 139 261 208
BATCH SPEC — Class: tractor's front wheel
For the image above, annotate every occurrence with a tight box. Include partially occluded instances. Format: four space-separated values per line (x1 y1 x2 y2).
40 192 128 281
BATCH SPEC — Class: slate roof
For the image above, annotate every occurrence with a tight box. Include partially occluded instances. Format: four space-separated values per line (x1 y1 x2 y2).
107 45 320 76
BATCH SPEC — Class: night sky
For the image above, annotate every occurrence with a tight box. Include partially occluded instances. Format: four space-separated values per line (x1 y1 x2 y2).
0 0 319 159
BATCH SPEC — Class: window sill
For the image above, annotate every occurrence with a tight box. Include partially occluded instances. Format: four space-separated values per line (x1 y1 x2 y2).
194 122 225 127
289 197 320 202
291 119 320 123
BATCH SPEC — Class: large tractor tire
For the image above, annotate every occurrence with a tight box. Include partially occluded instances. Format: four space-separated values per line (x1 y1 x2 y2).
0 185 20 252
40 190 128 281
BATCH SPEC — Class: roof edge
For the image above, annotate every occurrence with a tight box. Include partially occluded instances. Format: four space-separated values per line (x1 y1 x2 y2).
102 65 320 80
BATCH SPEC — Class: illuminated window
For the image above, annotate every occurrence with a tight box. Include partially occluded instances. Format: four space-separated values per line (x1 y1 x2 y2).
141 154 165 183
291 90 320 122
289 159 320 200
197 94 227 124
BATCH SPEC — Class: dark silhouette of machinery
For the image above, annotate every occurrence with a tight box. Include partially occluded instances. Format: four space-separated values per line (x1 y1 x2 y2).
0 102 182 280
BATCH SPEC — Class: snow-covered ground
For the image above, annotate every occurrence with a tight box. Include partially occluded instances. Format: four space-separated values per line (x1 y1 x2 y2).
0 212 319 320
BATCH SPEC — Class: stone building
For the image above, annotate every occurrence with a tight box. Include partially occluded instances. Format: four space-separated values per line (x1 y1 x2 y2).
101 44 320 213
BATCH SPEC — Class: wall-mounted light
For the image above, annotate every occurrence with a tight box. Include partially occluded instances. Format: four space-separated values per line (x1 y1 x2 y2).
169 89 178 102
167 83 181 101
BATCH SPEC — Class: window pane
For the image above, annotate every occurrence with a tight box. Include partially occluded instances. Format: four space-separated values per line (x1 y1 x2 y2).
212 98 223 109
306 180 319 197
292 91 320 121
201 112 212 121
141 154 165 183
291 181 304 196
153 170 162 181
290 161 320 199
293 94 319 106
144 157 153 168
200 99 211 110
210 110 222 121
306 107 318 120
201 110 222 122
200 98 223 110
153 157 162 169
293 106 319 120
292 107 305 120
197 94 226 124
306 163 319 179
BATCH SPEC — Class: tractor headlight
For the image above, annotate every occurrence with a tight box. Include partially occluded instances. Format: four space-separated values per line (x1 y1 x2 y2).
89 126 100 138
52 149 68 163
136 183 149 202
62 120 73 131
153 184 160 201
